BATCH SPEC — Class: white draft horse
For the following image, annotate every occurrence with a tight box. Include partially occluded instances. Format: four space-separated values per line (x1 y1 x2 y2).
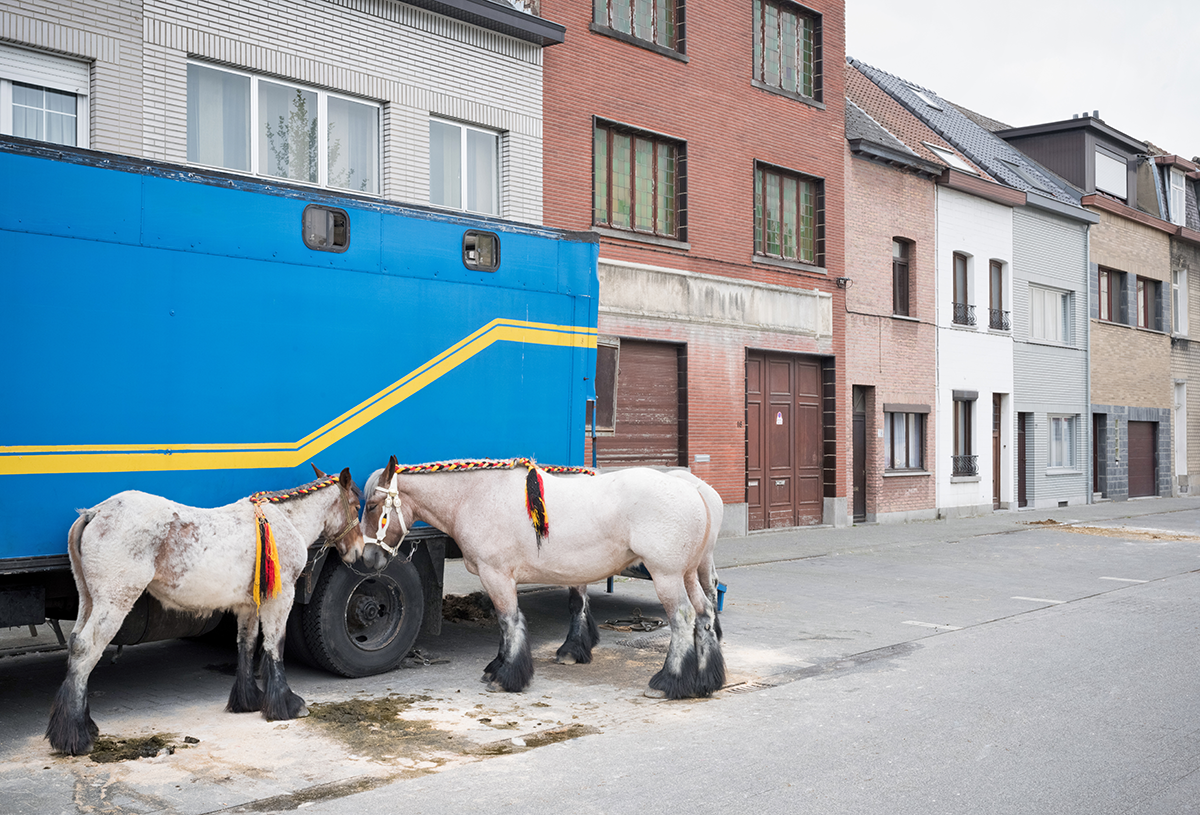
46 466 371 756
362 457 725 699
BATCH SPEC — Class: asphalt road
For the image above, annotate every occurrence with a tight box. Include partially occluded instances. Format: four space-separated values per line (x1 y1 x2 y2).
2 498 1199 814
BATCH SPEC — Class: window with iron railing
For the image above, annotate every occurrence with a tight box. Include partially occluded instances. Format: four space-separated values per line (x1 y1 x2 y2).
953 252 975 326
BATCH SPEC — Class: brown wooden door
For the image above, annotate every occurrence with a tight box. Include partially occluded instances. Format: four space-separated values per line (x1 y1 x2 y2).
1128 421 1157 497
596 340 681 468
852 386 867 523
992 395 1002 509
746 351 822 529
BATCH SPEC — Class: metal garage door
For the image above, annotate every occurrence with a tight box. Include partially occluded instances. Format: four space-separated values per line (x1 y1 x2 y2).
1127 421 1157 498
595 339 684 468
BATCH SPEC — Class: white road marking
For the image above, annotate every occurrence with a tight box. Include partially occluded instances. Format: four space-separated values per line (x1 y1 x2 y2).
902 620 963 631
1099 576 1149 583
1012 596 1066 604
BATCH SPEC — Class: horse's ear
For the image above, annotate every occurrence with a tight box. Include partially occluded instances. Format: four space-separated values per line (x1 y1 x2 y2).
311 463 327 478
385 455 398 480
339 467 352 488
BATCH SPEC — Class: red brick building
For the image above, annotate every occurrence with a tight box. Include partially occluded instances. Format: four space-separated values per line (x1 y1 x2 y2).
541 0 848 532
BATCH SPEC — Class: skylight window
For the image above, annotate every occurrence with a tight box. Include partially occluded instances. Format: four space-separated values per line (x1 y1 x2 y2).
1001 158 1053 192
909 86 942 110
924 142 976 175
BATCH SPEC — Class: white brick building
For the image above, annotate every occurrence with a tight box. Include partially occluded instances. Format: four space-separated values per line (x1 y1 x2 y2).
1 0 562 223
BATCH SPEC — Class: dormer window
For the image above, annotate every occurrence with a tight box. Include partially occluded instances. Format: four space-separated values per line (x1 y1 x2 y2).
1169 167 1187 226
1095 149 1128 199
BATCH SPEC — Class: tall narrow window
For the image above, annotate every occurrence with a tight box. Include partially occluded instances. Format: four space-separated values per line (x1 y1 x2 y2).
594 0 681 51
1099 267 1112 322
953 394 977 476
1 44 90 148
1173 269 1189 335
752 0 820 102
1137 276 1162 331
989 260 1008 330
952 253 974 326
593 121 683 239
892 239 911 317
1169 168 1187 227
755 162 822 265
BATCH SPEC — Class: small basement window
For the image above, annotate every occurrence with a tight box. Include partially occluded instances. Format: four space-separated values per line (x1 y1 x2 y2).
303 205 350 252
463 230 500 272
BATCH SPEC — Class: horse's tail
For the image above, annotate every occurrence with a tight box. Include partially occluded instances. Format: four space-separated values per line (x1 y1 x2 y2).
67 509 96 626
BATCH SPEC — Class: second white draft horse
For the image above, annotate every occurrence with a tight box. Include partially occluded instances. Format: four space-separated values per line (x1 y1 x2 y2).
362 457 725 699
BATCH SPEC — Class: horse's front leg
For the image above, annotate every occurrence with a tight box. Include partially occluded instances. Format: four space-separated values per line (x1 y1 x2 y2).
478 569 533 693
555 585 600 665
258 592 308 721
226 609 264 714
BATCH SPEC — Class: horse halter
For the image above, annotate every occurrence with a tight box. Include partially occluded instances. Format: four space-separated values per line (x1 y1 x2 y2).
363 471 412 559
326 481 363 554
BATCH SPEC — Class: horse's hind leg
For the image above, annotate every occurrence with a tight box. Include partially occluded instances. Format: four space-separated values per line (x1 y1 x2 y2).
686 570 725 696
646 574 700 699
46 587 142 755
257 597 308 721
478 570 533 693
698 555 723 641
555 585 600 665
227 610 264 714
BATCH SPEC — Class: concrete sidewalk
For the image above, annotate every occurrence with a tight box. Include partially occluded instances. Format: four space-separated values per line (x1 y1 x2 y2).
714 495 1200 568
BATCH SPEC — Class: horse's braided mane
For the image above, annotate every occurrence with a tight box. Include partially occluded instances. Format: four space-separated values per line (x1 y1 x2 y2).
392 457 595 476
249 474 361 505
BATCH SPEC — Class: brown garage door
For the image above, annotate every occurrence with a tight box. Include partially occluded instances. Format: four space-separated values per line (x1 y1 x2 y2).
746 351 823 529
1127 421 1157 498
596 339 684 468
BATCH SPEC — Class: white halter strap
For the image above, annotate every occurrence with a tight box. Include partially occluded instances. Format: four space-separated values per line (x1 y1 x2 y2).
363 471 409 555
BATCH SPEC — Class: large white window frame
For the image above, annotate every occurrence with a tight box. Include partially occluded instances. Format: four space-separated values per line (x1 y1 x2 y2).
1048 415 1077 470
429 117 500 216
0 44 89 148
1169 167 1187 227
1095 150 1128 199
1030 285 1070 344
186 61 381 194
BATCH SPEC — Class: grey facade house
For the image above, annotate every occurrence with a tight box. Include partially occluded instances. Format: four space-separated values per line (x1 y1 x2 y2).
850 59 1098 512
998 116 1193 501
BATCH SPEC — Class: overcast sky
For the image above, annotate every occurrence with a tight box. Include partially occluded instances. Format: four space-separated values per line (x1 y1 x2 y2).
845 0 1199 159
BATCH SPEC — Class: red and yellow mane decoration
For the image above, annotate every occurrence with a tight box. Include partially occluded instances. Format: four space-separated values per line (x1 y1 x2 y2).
391 458 593 548
247 474 341 609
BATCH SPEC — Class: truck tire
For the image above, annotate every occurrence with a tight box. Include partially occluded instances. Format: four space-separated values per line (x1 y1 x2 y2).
299 558 424 677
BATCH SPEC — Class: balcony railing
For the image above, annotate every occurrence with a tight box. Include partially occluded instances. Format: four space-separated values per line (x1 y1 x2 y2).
989 308 1011 331
952 454 978 477
952 302 976 326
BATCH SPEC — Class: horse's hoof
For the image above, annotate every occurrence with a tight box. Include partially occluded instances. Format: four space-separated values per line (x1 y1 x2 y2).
556 654 577 665
643 688 668 699
485 681 508 693
295 705 310 718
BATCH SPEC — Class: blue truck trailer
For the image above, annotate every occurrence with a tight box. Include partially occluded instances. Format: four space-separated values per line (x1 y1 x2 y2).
0 136 599 676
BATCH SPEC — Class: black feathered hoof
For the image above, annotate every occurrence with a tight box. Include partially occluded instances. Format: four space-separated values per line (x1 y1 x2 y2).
262 689 308 721
226 679 263 713
46 685 95 756
555 637 594 665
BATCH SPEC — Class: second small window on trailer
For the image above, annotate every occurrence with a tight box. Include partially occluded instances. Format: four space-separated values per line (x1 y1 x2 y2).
754 162 822 266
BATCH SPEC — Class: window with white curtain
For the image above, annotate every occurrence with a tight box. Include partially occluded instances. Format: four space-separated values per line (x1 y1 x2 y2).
1049 415 1076 469
884 412 924 471
1030 285 1070 343
0 44 89 148
186 62 379 194
1173 269 1189 335
429 119 499 215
